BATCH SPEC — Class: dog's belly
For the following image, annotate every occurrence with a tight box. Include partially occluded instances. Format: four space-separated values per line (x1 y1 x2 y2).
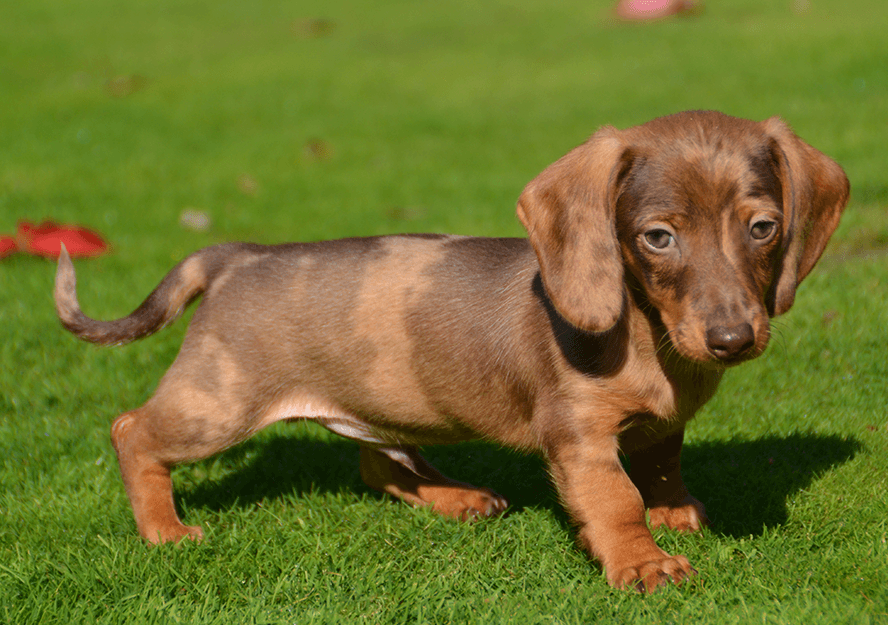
258 392 478 447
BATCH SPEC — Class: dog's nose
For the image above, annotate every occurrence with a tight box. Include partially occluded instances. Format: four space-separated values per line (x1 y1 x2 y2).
706 323 755 360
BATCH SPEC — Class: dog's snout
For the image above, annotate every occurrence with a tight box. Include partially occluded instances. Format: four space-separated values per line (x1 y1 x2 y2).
705 323 755 361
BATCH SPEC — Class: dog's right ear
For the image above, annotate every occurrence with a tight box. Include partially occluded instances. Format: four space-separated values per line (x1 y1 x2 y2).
517 127 632 333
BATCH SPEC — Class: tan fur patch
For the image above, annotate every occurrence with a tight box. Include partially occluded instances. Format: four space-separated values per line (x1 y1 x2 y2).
345 238 450 425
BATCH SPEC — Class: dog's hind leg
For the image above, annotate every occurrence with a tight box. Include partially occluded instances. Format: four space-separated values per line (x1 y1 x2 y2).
109 372 259 543
110 408 205 544
359 446 508 521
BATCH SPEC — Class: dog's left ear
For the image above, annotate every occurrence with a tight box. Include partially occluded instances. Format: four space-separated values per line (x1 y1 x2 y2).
763 117 850 316
517 127 632 333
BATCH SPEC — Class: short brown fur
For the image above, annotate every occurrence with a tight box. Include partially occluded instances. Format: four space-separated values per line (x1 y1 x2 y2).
55 111 848 592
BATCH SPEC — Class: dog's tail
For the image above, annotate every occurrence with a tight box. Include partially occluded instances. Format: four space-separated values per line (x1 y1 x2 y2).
55 243 230 346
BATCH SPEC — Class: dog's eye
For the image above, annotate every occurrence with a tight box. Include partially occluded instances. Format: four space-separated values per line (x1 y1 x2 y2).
644 229 674 250
750 220 777 241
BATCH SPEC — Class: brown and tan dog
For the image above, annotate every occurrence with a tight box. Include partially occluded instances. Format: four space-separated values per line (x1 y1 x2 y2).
55 111 848 591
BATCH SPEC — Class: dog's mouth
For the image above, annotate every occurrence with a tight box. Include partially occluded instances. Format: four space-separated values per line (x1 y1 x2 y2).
709 349 761 368
674 347 762 371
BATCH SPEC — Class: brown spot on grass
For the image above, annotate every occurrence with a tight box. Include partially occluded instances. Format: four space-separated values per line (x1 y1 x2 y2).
106 74 148 98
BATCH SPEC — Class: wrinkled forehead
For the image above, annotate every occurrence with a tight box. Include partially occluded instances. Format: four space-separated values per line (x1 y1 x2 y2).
619 134 784 219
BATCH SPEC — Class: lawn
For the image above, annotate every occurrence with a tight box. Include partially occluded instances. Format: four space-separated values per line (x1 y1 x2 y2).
1 0 887 622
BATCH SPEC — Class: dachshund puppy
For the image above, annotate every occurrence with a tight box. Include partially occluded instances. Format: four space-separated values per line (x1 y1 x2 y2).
55 111 849 591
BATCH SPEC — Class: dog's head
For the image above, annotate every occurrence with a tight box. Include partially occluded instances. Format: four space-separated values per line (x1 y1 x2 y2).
517 111 849 366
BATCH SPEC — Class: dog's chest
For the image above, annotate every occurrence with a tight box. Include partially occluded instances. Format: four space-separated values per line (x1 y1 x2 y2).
616 361 722 453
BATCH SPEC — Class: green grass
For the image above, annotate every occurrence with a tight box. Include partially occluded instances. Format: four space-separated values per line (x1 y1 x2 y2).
2 0 887 622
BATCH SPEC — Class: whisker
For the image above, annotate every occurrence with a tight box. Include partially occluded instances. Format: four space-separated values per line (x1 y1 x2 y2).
767 319 791 359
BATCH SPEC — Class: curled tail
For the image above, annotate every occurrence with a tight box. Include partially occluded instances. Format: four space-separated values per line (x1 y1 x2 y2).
55 243 230 346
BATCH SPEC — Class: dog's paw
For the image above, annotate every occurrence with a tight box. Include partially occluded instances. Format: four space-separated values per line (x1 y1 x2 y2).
648 495 709 532
144 523 204 545
432 487 509 522
460 489 510 522
609 554 697 593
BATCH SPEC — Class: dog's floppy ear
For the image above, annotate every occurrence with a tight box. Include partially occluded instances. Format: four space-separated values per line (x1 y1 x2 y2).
763 117 850 316
517 127 631 333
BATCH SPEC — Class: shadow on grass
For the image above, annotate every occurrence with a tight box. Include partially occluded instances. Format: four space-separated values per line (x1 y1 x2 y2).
681 433 861 537
177 427 860 539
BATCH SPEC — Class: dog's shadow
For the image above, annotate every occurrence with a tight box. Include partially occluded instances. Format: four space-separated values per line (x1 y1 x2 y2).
678 433 861 536
177 424 860 538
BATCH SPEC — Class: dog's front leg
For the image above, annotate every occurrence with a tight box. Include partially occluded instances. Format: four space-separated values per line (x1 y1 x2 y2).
547 434 695 592
628 430 708 532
